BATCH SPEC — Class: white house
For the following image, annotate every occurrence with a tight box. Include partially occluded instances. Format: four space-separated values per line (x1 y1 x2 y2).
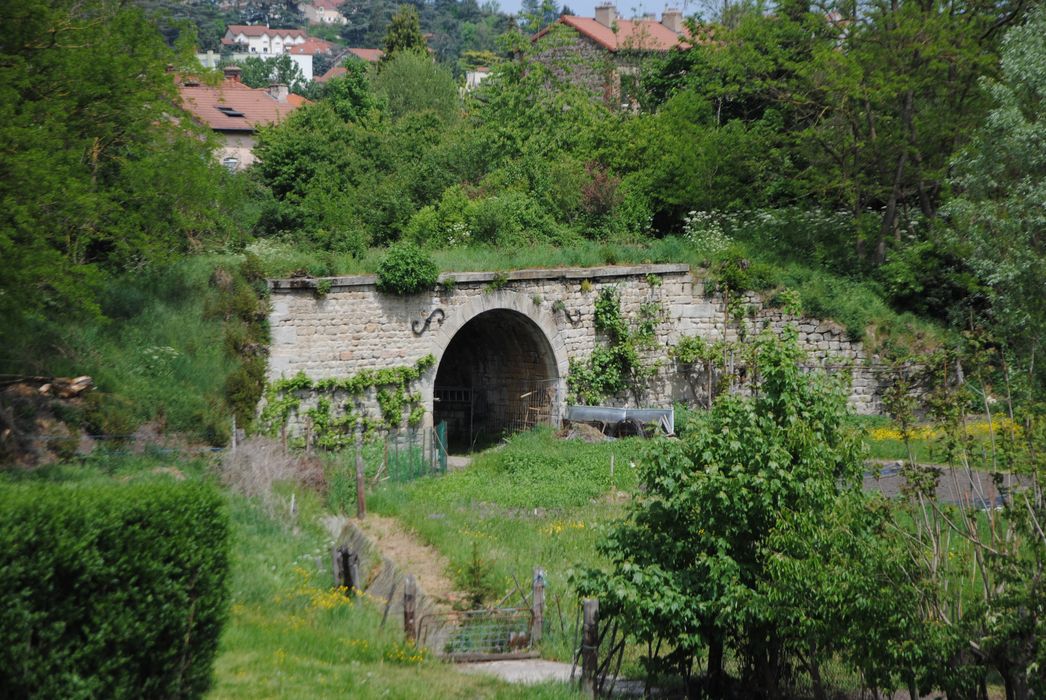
216 26 335 81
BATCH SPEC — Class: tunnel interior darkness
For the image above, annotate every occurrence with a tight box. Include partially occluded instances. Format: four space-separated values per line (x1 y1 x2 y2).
433 310 559 453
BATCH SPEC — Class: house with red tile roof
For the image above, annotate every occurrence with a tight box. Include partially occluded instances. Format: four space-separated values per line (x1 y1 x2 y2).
314 47 385 83
177 66 308 171
532 4 692 107
302 0 348 25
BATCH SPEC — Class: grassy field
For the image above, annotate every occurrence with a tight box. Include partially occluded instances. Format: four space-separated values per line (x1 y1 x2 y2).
0 450 579 699
368 429 650 662
856 414 1023 466
212 485 577 700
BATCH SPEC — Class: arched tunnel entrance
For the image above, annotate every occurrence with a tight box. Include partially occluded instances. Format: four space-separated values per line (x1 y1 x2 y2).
433 309 560 453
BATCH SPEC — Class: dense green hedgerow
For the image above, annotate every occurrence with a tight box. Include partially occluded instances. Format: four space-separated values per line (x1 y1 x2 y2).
0 480 230 699
375 242 440 295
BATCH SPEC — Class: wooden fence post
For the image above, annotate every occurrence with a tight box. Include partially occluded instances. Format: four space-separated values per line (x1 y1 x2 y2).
581 598 599 698
332 545 360 595
403 574 417 644
531 568 545 645
332 545 343 588
355 424 366 519
347 549 360 594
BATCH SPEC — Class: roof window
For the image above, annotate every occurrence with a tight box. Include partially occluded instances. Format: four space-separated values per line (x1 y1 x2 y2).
216 106 246 117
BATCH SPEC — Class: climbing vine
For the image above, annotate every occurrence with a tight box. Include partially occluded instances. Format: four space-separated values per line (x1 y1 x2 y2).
568 287 663 405
261 355 435 445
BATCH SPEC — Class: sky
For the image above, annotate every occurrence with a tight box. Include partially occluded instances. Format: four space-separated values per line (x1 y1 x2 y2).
493 0 700 21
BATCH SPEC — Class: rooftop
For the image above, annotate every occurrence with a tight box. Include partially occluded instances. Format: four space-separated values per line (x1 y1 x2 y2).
178 76 306 132
534 7 691 52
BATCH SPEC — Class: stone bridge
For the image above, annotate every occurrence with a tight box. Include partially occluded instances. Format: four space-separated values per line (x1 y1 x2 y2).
267 264 881 449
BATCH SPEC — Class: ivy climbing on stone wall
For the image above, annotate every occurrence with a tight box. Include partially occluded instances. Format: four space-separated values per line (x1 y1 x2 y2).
568 287 663 406
260 355 435 447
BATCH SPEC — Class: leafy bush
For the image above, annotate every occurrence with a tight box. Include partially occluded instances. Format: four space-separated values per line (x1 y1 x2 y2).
0 480 230 698
376 242 439 295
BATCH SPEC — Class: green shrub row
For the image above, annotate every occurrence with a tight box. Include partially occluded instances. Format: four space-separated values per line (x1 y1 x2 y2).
0 480 230 699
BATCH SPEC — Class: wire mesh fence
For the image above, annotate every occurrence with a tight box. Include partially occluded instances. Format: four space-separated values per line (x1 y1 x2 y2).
381 422 448 483
417 608 535 660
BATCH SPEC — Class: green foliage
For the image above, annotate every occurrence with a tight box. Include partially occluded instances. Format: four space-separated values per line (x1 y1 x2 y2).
484 271 509 293
382 5 426 60
0 0 244 355
373 50 459 121
881 341 1046 698
0 479 230 698
261 355 435 439
376 242 439 295
319 62 381 123
944 5 1046 379
574 328 875 693
314 278 333 298
569 287 662 405
234 54 306 93
458 541 499 609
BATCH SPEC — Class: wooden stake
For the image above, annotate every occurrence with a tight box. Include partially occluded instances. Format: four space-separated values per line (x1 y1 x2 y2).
403 574 417 643
532 568 545 644
355 424 366 519
348 549 360 594
581 599 599 698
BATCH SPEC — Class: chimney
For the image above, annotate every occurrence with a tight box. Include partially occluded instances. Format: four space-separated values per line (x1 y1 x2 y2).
267 83 289 103
223 65 242 83
594 3 617 27
661 8 683 33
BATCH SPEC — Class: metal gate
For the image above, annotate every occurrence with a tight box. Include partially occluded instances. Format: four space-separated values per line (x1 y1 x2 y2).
435 379 560 451
417 608 536 661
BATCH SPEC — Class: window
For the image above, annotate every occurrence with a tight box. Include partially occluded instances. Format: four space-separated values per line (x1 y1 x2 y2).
221 156 240 172
216 106 246 118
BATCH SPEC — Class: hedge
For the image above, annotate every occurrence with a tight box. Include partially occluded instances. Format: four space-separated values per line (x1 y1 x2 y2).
0 480 230 699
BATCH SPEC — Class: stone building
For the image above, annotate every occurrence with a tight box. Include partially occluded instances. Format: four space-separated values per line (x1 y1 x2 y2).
532 4 691 107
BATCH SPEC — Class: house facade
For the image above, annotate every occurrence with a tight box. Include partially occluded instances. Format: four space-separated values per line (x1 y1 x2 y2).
219 26 334 80
302 0 348 25
532 5 690 107
178 66 307 171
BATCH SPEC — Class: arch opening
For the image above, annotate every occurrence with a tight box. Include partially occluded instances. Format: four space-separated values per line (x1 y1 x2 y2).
433 309 560 453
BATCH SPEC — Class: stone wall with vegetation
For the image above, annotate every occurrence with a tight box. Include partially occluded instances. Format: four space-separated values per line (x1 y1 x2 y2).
265 264 882 438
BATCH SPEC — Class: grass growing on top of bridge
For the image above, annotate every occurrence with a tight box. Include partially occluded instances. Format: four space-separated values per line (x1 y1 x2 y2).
244 236 939 351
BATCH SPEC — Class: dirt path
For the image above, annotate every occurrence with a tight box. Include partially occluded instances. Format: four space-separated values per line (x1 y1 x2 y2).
458 659 575 684
355 513 463 606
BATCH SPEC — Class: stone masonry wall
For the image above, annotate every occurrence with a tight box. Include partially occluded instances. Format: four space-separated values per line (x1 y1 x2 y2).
267 263 882 432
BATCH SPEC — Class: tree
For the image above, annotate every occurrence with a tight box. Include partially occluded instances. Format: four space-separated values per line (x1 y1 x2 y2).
319 61 381 122
236 54 306 93
943 5 1046 377
372 50 458 120
382 4 426 60
574 328 884 695
0 0 239 371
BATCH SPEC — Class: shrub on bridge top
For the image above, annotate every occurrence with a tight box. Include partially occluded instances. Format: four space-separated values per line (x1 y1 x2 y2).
0 480 230 699
376 242 440 295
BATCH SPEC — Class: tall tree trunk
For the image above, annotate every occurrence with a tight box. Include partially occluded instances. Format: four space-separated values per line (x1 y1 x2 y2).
707 633 725 698
877 91 913 264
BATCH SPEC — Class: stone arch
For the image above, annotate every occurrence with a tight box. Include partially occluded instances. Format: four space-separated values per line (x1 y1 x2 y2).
424 291 568 452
